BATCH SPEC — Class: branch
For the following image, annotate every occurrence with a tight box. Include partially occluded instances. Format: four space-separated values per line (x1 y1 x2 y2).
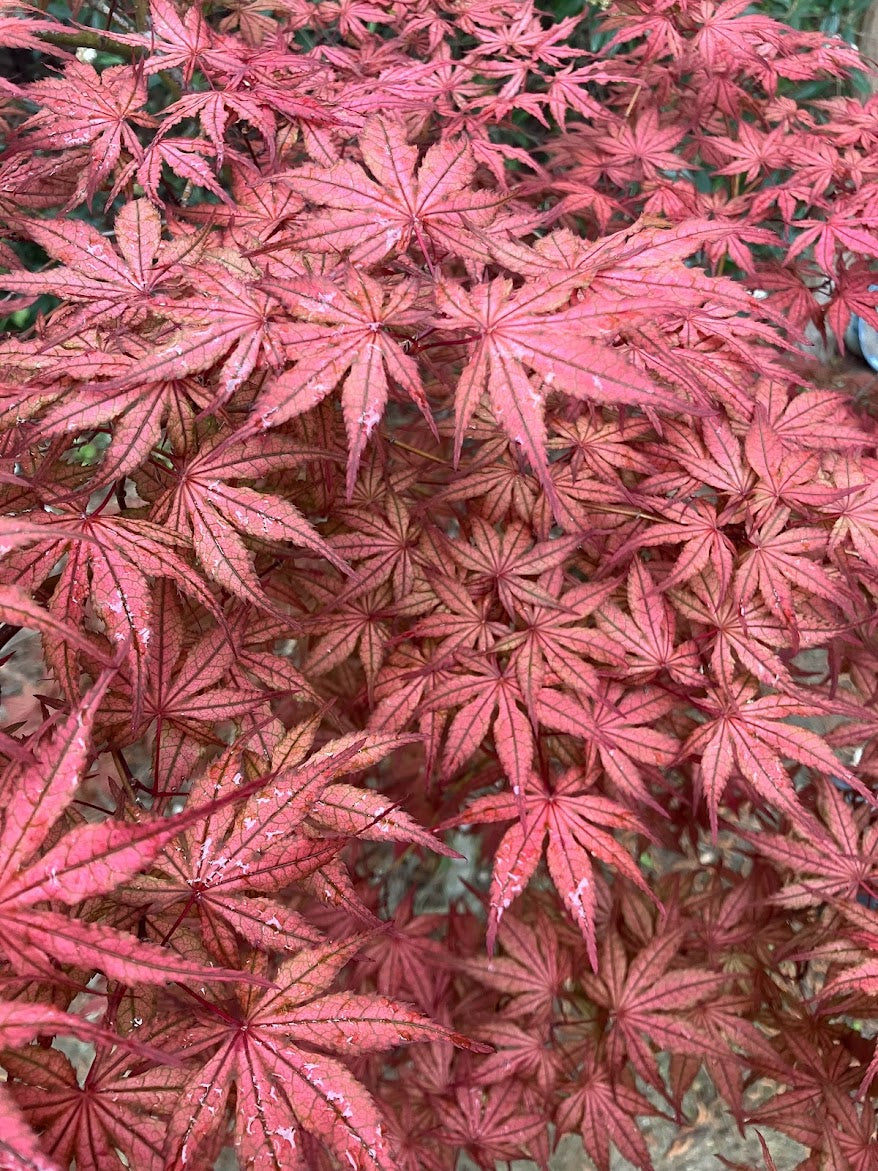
35 27 141 59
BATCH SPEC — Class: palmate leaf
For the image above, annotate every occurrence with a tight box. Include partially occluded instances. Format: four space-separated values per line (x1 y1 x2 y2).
0 202 190 330
161 938 488 1171
683 679 874 839
7 61 155 202
580 928 728 1091
151 431 349 613
455 912 572 1026
0 510 226 728
434 1083 547 1167
556 1054 657 1171
124 739 358 959
535 682 677 811
282 116 503 267
423 656 533 806
123 730 450 959
252 268 434 496
0 675 267 989
1 1043 185 1171
741 781 878 909
434 274 691 504
0 1002 188 1171
443 766 652 966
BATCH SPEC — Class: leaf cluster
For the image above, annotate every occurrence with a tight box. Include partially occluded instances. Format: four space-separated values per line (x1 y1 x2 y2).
1 1 878 1169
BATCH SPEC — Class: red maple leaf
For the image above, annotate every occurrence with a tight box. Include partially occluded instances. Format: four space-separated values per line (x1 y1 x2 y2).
557 1054 659 1171
0 201 191 336
160 936 486 1171
444 764 653 965
535 681 677 811
151 430 348 613
455 912 573 1025
683 679 871 838
580 928 728 1090
9 61 155 201
0 674 260 988
284 116 503 267
252 268 434 494
435 273 687 500
1 1041 186 1171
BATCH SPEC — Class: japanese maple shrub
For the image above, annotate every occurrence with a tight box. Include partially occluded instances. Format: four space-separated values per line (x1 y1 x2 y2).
1 0 878 1168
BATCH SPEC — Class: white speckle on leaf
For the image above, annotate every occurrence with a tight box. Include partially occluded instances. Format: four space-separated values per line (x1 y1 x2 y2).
358 406 382 436
275 1126 297 1148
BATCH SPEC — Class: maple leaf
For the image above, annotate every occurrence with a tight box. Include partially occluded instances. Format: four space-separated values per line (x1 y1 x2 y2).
669 569 800 692
409 571 508 656
0 998 187 1171
325 493 426 605
150 431 348 614
160 936 487 1171
742 781 878 910
469 1018 559 1096
1 1042 186 1171
0 5 70 59
422 654 533 804
0 506 225 727
786 204 878 275
438 515 581 620
556 1054 659 1171
252 268 433 495
744 403 851 516
10 61 155 201
732 508 848 638
434 273 689 500
132 134 232 206
0 202 192 337
347 891 450 1010
284 116 503 267
535 681 677 811
93 586 269 799
823 458 878 573
606 494 738 598
745 1023 866 1155
491 577 622 716
0 674 262 988
596 110 686 185
455 912 572 1025
488 219 778 321
300 581 397 694
434 1083 546 1170
580 928 728 1090
117 738 346 964
118 261 298 409
136 0 213 81
594 561 703 687
179 162 304 248
33 373 206 489
682 679 873 839
444 765 653 965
